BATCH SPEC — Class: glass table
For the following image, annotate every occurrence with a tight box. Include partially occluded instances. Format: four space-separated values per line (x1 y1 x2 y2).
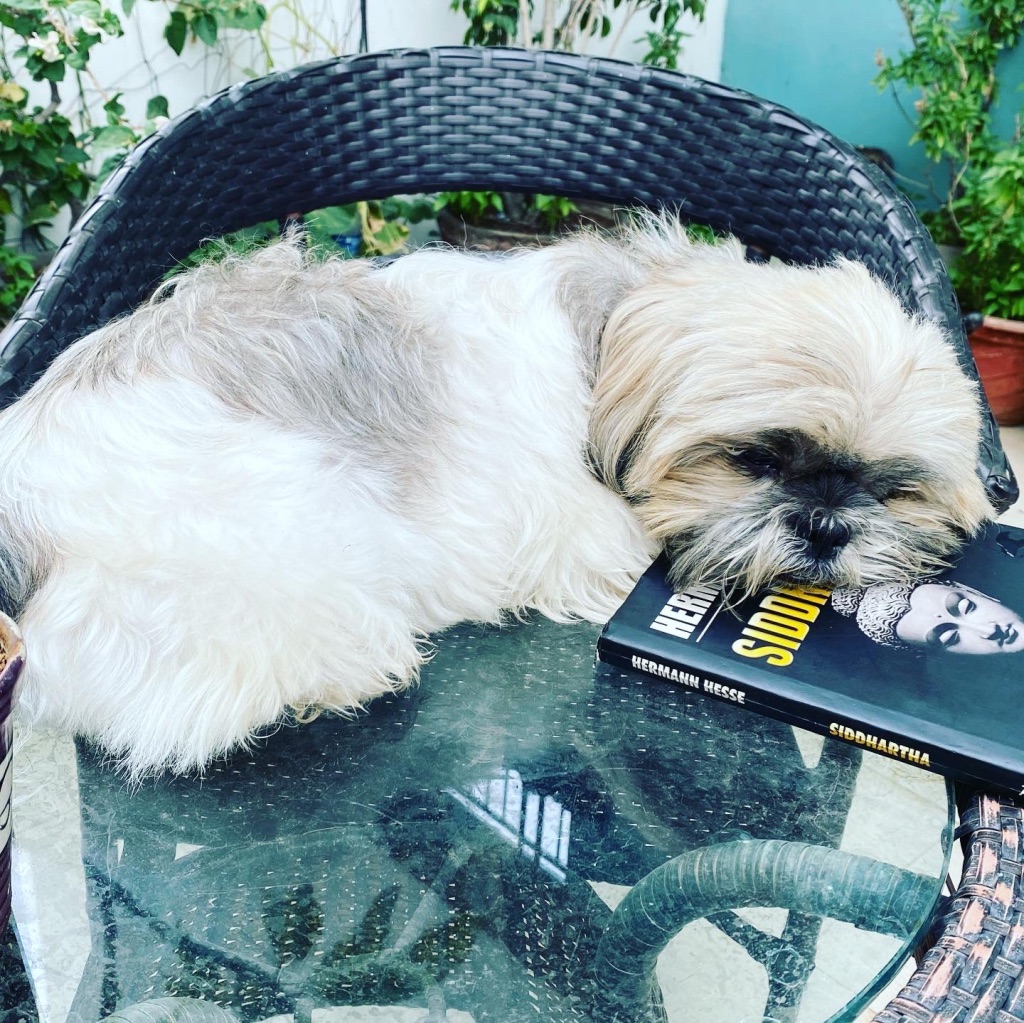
10 613 953 1023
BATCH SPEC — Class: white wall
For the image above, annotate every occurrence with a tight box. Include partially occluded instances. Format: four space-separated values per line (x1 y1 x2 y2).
363 0 727 78
72 0 728 126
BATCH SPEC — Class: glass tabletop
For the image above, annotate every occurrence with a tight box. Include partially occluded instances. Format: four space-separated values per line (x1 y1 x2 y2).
11 613 952 1023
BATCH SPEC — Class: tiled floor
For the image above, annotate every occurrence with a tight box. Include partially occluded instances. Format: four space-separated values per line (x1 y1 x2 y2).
996 427 1024 528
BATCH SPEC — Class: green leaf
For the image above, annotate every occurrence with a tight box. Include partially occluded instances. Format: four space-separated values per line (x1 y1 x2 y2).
38 61 67 84
1 0 46 11
146 94 169 120
103 94 126 122
67 0 103 18
305 204 360 235
121 0 135 15
24 201 57 226
91 124 137 150
218 1 265 30
193 12 218 46
65 47 94 71
164 10 187 55
57 143 89 164
96 152 128 180
28 147 56 169
367 221 408 253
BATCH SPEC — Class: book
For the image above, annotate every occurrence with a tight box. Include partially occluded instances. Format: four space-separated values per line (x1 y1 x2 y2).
596 522 1024 796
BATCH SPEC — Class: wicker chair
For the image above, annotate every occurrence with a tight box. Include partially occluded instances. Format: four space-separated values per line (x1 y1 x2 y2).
1 46 1021 1021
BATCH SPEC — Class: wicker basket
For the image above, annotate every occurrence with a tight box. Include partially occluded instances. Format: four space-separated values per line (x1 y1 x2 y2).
0 612 25 936
870 793 1024 1023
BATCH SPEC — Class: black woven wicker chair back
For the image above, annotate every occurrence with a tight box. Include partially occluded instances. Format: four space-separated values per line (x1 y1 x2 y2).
0 46 1015 510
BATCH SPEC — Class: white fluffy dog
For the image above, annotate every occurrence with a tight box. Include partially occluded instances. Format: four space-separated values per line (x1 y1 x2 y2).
0 217 992 776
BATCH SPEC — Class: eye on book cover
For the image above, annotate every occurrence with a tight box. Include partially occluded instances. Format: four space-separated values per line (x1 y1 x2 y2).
596 523 1024 795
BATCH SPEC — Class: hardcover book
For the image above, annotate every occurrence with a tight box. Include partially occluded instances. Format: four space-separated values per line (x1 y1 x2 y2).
596 522 1024 796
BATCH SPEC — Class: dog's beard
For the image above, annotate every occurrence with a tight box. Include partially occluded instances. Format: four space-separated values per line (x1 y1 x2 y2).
657 488 965 601
621 433 982 602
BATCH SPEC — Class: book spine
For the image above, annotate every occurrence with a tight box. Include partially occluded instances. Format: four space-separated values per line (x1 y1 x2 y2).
596 636 1024 799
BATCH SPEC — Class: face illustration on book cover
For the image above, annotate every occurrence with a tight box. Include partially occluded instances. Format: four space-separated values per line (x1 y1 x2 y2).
831 581 1024 656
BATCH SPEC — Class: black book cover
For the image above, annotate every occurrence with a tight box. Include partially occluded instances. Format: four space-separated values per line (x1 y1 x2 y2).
596 522 1024 796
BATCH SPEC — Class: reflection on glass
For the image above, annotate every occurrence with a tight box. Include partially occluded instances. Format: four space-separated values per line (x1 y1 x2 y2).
447 769 571 880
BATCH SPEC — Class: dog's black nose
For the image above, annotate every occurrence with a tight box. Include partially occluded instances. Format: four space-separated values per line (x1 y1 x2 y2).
788 511 851 560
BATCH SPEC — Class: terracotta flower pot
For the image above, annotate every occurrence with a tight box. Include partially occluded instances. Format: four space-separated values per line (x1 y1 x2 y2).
969 317 1024 427
0 612 25 936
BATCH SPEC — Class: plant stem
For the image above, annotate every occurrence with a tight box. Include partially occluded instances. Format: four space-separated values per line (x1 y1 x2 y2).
541 0 556 48
895 0 914 34
32 80 61 124
607 0 641 56
518 0 531 45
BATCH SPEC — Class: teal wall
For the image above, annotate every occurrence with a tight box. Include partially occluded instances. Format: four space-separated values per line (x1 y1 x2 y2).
720 0 1024 213
720 0 928 201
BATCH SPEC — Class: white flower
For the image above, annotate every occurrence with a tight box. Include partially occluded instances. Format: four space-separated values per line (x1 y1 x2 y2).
79 15 101 35
0 82 26 104
28 31 62 62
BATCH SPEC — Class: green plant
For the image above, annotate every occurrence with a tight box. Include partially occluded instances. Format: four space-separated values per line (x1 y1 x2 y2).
450 0 703 65
875 0 1024 318
0 0 272 324
436 189 508 225
0 0 432 326
165 196 438 286
441 0 706 235
531 191 578 229
0 2 109 260
0 244 37 313
167 220 282 276
436 189 578 231
304 197 436 257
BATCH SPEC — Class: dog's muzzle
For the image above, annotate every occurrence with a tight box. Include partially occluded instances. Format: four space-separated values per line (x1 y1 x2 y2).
784 470 868 564
786 509 852 562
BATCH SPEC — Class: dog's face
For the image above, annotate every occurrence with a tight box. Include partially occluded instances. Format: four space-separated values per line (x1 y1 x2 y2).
588 239 993 597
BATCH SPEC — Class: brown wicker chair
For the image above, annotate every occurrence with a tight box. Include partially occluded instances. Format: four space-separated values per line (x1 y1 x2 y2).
872 792 1024 1023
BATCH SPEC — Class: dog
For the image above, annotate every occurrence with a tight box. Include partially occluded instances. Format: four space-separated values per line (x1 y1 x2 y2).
0 215 992 777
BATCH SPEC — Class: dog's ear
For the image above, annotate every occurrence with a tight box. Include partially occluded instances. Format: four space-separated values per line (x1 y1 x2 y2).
588 228 756 493
588 417 650 494
588 340 666 495
588 279 705 495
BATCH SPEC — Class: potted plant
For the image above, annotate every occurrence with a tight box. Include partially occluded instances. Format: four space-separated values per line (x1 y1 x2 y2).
437 0 706 248
875 0 1024 424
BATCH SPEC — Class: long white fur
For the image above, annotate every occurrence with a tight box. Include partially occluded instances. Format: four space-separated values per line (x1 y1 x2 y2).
0 217 992 777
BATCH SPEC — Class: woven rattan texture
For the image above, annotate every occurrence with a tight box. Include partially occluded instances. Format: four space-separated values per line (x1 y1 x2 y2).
873 795 1024 1023
0 46 1015 508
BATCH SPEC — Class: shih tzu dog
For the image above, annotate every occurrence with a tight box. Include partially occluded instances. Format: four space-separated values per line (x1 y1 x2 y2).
0 215 992 777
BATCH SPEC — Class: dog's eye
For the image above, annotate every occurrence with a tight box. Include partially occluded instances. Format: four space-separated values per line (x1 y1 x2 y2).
877 485 921 503
732 447 783 477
